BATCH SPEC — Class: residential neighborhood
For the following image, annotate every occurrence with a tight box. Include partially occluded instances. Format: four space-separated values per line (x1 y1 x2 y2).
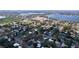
0 10 79 48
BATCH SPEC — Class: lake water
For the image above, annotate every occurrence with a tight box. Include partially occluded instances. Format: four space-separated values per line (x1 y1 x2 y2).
48 13 79 21
0 16 6 19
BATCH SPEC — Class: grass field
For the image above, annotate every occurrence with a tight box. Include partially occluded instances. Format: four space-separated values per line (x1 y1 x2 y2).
0 17 21 25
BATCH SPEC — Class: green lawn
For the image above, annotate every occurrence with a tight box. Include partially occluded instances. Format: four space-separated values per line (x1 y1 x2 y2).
0 17 21 25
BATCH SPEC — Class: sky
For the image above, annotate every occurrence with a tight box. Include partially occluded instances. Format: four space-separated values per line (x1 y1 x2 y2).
0 0 79 10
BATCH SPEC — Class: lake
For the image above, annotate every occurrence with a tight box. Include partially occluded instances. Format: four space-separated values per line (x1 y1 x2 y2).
48 13 79 21
0 16 6 19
